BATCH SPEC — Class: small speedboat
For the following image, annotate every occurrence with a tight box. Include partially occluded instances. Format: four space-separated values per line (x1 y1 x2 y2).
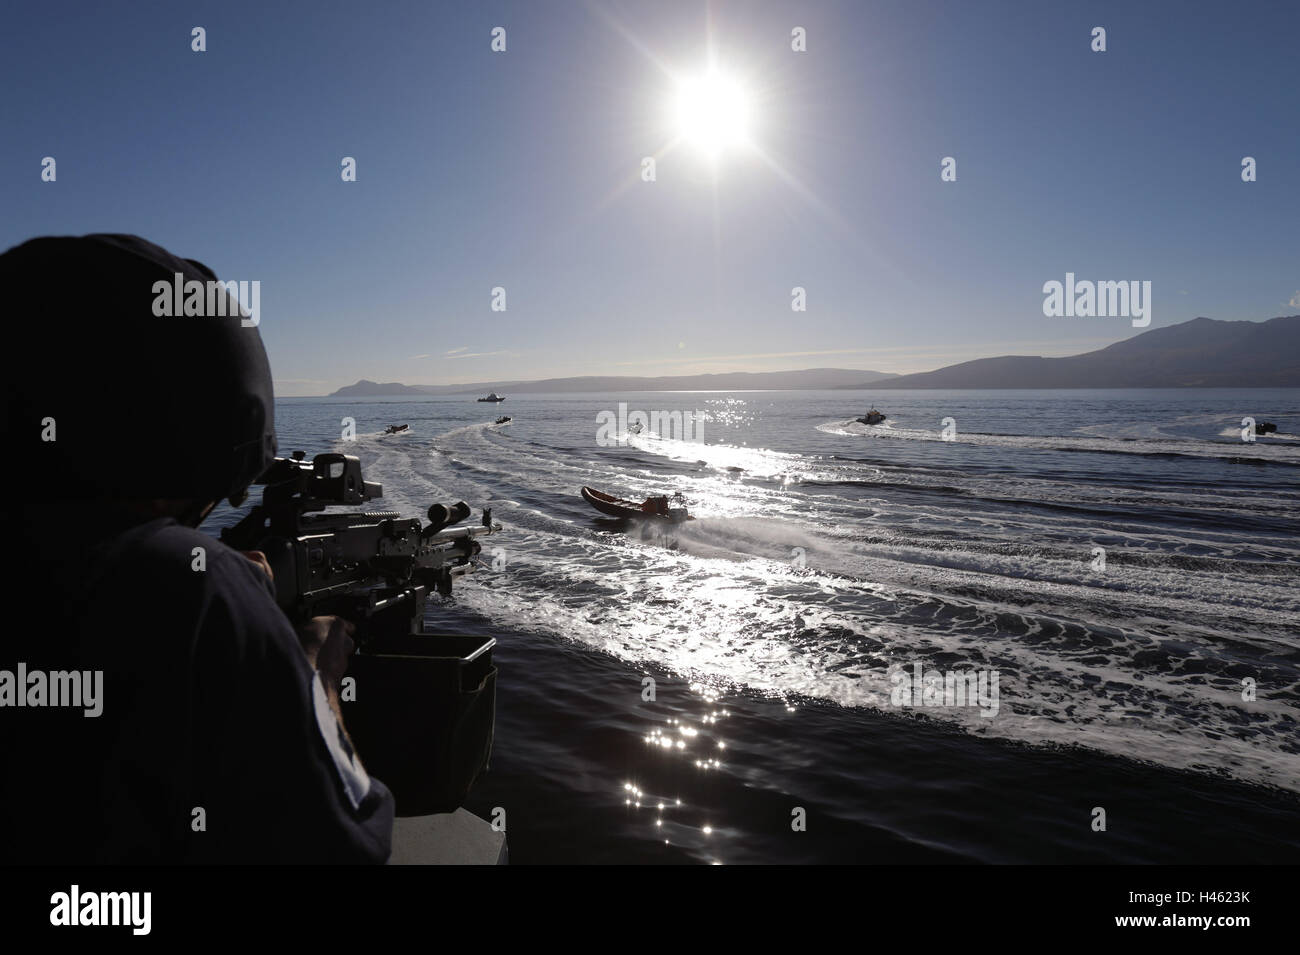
478 393 506 402
495 415 511 425
383 423 410 434
1256 421 1277 435
856 409 887 426
581 486 693 522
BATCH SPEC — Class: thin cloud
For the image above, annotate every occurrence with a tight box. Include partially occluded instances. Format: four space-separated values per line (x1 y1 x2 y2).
1287 290 1300 308
445 346 470 355
448 349 510 359
408 353 431 359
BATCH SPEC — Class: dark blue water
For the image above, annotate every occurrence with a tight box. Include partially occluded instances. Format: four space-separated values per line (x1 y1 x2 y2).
205 389 1300 863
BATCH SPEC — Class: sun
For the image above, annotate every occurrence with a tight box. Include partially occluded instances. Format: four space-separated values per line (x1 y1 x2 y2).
673 69 752 159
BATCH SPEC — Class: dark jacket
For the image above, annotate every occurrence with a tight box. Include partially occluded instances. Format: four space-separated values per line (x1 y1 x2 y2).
1 515 393 864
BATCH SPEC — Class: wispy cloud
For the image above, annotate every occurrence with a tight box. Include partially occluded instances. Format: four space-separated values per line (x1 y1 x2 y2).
1287 290 1300 308
408 353 431 359
448 349 511 359
445 346 469 355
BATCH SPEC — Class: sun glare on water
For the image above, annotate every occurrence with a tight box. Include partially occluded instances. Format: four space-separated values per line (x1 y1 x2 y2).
673 69 752 159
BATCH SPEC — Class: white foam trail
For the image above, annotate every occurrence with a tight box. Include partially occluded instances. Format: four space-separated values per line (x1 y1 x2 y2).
331 416 1300 793
627 430 847 481
819 419 1300 463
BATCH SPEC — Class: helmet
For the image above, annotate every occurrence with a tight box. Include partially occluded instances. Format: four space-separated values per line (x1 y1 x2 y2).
2 234 277 504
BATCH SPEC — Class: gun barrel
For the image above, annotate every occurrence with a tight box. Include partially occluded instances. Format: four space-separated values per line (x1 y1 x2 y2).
424 522 501 544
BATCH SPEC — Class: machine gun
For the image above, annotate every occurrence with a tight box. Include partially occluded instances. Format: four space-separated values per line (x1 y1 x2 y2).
221 450 503 815
221 450 500 643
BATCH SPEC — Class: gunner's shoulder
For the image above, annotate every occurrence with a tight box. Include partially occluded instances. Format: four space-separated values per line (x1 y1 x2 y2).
127 521 272 595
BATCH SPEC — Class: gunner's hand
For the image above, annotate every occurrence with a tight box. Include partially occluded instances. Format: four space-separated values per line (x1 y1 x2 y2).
238 549 273 582
296 615 356 690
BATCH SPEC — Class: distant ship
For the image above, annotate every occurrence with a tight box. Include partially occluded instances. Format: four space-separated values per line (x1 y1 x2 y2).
477 393 505 402
856 408 887 425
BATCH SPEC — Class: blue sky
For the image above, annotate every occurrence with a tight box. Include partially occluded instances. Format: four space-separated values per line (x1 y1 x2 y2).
3 0 1296 395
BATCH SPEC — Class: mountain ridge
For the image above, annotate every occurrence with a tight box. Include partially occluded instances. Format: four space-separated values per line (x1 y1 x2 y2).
327 316 1300 396
856 316 1300 389
329 367 899 397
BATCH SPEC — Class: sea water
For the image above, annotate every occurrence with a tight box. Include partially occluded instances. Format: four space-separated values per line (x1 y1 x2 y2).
205 388 1300 863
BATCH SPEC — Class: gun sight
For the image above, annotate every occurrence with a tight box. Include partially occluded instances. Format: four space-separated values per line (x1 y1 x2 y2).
426 501 471 536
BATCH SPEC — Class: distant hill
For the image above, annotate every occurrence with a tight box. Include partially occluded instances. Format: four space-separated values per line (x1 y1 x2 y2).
855 316 1300 389
330 367 898 397
330 380 427 397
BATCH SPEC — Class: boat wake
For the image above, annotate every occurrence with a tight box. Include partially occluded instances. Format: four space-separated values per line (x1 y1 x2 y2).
626 430 844 482
820 418 1300 464
330 416 1300 795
